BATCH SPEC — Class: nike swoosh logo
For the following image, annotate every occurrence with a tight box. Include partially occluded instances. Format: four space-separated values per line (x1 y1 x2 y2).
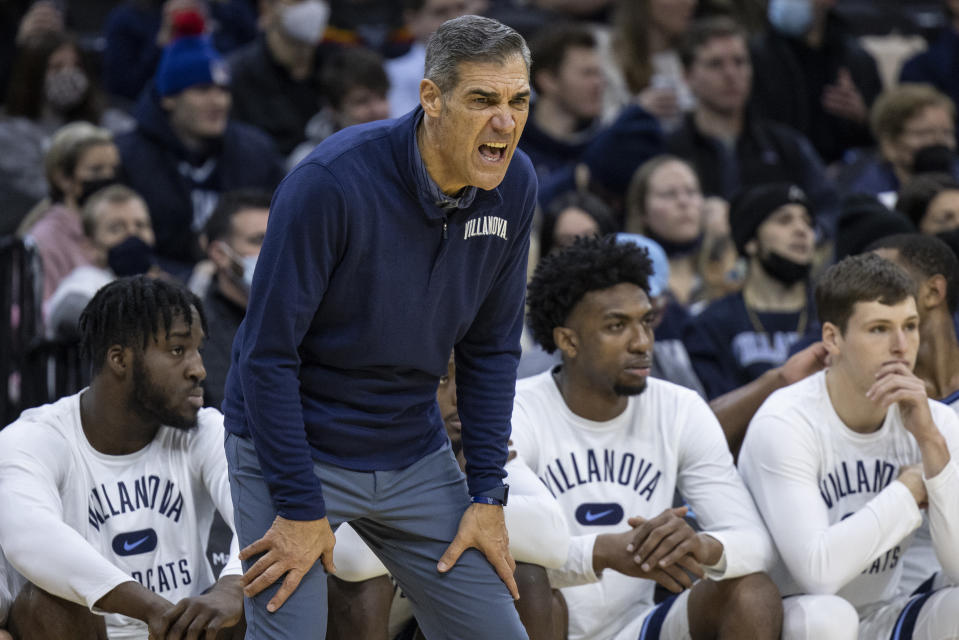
584 509 614 522
123 535 150 551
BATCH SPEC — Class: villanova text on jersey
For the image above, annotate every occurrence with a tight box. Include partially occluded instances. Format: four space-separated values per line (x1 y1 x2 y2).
818 458 897 509
463 215 508 241
538 448 662 502
88 474 185 530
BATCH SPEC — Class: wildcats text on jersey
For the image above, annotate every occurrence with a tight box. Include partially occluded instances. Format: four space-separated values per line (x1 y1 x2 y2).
88 475 185 530
538 448 662 502
819 459 897 509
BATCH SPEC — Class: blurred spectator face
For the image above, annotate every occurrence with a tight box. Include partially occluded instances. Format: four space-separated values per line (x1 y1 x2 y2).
91 197 155 254
162 85 232 140
881 105 956 174
550 46 605 121
60 142 120 206
45 41 88 112
650 0 697 40
920 189 959 235
337 86 391 129
643 160 703 244
686 34 752 116
751 203 815 266
407 0 471 42
210 206 269 298
552 206 601 252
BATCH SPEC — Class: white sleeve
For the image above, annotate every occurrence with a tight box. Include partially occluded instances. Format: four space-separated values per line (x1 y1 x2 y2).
545 534 601 589
925 405 959 583
331 523 389 582
510 395 587 585
738 413 922 595
0 550 23 629
508 398 539 466
0 424 134 610
676 396 775 580
503 455 569 569
191 411 242 579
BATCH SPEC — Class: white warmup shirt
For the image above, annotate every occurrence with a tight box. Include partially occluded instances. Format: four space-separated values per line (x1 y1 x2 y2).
0 393 241 639
509 370 773 640
738 371 959 615
898 391 959 595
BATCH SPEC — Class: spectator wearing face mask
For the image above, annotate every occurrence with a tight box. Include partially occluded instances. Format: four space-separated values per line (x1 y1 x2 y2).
837 84 959 206
45 185 162 340
0 31 133 234
20 122 122 305
197 189 271 409
229 0 332 156
116 16 285 278
749 0 883 164
683 182 820 399
101 0 258 104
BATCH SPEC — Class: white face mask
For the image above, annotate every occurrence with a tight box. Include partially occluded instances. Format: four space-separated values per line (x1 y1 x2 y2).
240 253 258 290
767 0 814 38
45 67 89 111
280 0 330 46
219 242 259 292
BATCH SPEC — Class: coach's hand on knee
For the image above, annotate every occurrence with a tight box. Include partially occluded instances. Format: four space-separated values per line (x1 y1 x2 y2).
239 516 337 612
438 503 520 600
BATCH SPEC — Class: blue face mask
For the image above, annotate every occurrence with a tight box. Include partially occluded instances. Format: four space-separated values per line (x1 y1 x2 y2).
768 0 814 38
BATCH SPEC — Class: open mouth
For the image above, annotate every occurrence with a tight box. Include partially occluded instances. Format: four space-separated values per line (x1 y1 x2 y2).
478 142 508 163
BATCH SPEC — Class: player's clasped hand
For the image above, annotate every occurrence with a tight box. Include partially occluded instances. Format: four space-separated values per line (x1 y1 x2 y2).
626 506 719 590
438 502 520 600
239 515 337 613
147 575 243 640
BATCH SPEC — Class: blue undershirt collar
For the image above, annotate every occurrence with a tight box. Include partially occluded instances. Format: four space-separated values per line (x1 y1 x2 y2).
411 111 477 210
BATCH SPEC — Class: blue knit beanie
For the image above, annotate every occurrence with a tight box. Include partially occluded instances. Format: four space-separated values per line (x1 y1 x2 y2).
155 31 230 97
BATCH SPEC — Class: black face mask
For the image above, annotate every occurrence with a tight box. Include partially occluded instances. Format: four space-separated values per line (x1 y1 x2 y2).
107 235 156 277
645 228 703 258
759 250 810 285
77 177 119 208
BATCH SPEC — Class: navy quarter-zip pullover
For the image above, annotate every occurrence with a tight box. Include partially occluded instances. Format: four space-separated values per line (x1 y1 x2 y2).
222 108 537 520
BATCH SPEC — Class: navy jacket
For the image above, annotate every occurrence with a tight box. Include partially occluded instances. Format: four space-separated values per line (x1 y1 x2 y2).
115 90 285 274
223 109 537 520
682 291 819 399
749 15 882 164
667 113 840 237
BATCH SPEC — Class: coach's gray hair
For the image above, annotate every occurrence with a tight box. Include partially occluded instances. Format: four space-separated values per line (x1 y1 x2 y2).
424 15 531 94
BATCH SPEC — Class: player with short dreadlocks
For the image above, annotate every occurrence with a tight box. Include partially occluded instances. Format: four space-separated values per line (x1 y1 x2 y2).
0 276 245 639
512 235 783 640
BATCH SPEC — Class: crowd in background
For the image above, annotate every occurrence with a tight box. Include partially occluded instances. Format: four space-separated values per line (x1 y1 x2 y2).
4 1 959 638
2 0 959 419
